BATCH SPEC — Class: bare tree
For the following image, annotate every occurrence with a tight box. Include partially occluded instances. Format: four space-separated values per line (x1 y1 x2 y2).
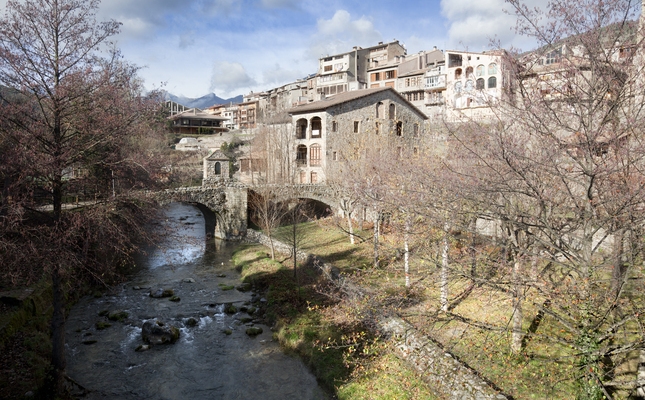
0 0 164 395
443 0 645 395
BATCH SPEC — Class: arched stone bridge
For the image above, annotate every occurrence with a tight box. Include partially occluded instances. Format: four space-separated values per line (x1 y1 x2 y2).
153 182 346 240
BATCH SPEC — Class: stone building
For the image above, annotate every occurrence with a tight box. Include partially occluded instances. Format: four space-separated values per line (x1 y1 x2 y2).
287 87 428 184
203 149 230 185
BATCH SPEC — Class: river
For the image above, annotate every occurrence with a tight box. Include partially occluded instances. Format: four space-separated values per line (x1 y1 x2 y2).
65 202 329 399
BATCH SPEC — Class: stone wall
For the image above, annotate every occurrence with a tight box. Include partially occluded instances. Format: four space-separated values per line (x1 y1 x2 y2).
154 184 248 240
379 317 510 400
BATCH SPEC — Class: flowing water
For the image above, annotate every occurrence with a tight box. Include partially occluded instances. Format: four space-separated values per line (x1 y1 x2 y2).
65 202 328 399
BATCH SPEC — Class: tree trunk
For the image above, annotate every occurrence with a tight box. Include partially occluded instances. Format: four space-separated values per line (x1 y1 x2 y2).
636 349 645 398
292 221 297 280
404 215 410 288
440 222 449 312
48 267 67 397
511 256 524 354
373 211 381 268
346 210 355 245
610 228 628 300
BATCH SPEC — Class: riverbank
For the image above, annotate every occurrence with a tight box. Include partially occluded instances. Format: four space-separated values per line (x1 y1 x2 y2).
236 218 597 399
232 227 439 399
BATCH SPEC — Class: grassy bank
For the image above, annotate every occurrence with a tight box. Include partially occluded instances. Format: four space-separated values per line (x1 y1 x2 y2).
231 240 437 399
235 218 624 399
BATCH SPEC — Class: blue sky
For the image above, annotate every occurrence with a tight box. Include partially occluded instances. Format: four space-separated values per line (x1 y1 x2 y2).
4 0 547 98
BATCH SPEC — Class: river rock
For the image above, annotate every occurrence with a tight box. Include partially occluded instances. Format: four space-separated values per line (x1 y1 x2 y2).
141 320 180 345
149 288 174 298
224 304 237 314
135 344 150 352
182 278 195 283
235 283 252 292
185 317 198 327
108 310 129 321
245 327 263 337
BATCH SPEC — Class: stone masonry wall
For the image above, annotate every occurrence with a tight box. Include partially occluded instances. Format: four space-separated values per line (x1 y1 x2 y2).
324 90 427 184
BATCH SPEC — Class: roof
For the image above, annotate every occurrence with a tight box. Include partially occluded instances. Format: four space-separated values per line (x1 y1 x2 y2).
204 149 230 161
168 108 229 121
286 87 428 119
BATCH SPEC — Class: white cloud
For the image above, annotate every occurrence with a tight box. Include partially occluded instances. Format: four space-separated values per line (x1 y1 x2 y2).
309 10 382 58
210 61 257 97
440 0 548 51
262 63 304 86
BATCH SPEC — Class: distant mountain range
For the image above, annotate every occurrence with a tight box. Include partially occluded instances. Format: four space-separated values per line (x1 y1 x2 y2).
162 91 244 109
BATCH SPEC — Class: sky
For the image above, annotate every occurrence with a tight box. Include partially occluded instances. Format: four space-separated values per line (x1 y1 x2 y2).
3 0 549 99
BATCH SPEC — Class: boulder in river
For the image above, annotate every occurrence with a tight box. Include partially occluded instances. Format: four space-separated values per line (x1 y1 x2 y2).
108 310 129 321
141 320 180 345
149 288 174 298
245 327 263 337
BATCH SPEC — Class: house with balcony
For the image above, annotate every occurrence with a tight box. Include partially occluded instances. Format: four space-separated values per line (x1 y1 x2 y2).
443 49 509 121
316 40 407 99
168 108 228 134
286 87 427 184
394 48 445 117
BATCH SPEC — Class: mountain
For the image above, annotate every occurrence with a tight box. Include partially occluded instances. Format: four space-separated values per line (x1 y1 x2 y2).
163 92 244 109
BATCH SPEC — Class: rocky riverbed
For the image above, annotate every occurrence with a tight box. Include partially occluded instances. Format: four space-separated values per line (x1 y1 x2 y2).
65 202 328 399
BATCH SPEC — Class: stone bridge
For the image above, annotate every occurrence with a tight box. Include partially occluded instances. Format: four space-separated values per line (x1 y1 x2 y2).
153 182 349 240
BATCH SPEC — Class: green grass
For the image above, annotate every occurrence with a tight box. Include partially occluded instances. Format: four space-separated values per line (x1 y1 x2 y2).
242 219 645 399
231 240 438 398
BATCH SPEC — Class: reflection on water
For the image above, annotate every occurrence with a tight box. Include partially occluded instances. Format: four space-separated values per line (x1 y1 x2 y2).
145 203 206 268
65 203 328 400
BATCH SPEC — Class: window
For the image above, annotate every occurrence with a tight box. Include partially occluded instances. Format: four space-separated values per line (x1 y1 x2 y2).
413 123 419 137
332 151 338 161
385 70 396 79
476 65 485 76
448 53 462 67
396 121 402 136
296 118 307 139
375 122 380 135
545 48 561 65
371 72 380 81
426 75 441 88
376 102 383 118
310 144 321 166
332 120 338 132
310 117 322 138
488 76 497 89
465 79 474 92
466 66 473 76
214 162 221 175
324 65 332 72
310 172 318 183
413 147 419 157
389 104 395 120
455 68 462 79
476 78 485 90
488 63 498 75
397 146 403 159
296 145 307 166
454 81 462 93
354 121 360 133
299 171 306 183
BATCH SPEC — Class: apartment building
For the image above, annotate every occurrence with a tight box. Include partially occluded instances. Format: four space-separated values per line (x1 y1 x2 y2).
316 40 406 98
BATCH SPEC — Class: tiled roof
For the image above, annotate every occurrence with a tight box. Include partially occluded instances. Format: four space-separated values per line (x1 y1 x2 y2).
287 87 428 119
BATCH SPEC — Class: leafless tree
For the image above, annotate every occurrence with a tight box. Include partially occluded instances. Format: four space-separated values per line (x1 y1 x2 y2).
0 0 164 395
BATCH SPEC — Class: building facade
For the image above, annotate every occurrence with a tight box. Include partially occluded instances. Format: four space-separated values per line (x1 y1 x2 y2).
287 87 428 184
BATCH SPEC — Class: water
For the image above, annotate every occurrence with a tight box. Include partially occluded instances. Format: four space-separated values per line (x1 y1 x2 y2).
65 203 328 399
